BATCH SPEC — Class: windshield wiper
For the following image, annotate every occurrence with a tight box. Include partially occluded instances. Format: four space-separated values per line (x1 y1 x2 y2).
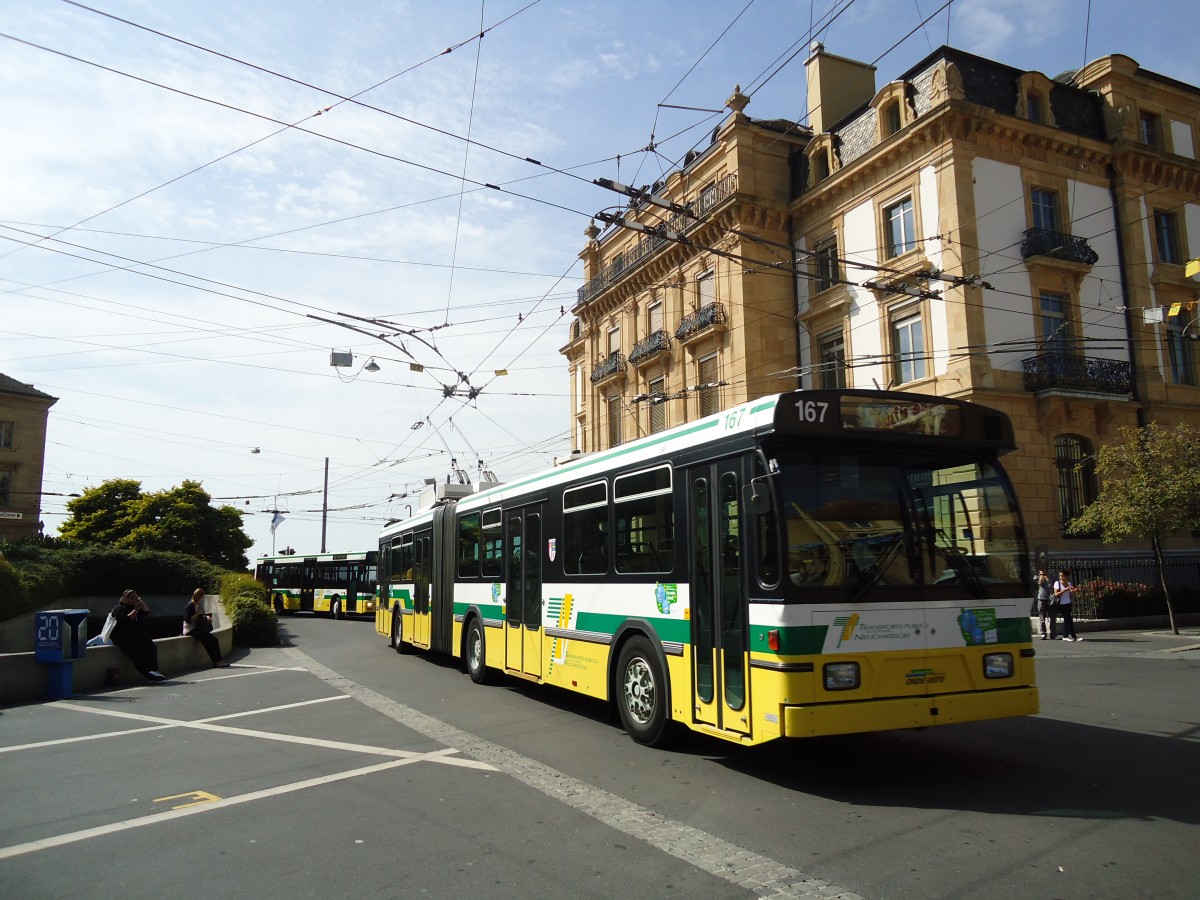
847 534 907 604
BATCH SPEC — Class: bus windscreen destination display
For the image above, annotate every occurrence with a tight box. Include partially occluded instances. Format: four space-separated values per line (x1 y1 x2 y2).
772 391 1011 446
840 396 963 437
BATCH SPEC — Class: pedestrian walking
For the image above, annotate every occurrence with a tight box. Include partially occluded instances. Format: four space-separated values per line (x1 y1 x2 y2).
1054 571 1081 641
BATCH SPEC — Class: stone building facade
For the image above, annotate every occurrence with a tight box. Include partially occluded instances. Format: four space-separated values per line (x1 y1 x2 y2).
0 374 58 541
563 44 1200 554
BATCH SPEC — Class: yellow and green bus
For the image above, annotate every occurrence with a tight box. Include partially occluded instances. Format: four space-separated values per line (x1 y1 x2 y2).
375 389 1037 746
256 550 378 619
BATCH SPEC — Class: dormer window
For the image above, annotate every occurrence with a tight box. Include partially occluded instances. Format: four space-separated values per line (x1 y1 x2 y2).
1026 92 1044 124
883 101 902 136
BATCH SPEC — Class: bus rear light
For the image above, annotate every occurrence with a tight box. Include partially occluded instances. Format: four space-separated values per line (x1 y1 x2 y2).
983 652 1013 679
767 629 780 651
824 661 860 691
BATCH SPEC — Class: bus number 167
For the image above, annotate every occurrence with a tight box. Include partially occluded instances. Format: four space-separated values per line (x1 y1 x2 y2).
796 400 829 423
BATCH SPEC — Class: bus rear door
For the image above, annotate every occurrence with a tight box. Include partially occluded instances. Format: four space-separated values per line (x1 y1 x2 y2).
412 528 433 647
688 461 751 737
504 506 543 678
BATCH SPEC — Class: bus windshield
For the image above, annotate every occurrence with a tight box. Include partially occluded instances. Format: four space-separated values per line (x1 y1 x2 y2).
774 449 1025 602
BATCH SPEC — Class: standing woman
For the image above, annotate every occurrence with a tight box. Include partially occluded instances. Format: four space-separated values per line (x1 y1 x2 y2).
184 588 229 668
111 589 165 682
1054 570 1081 642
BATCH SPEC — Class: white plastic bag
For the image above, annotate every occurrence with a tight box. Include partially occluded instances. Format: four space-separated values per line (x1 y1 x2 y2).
87 613 117 647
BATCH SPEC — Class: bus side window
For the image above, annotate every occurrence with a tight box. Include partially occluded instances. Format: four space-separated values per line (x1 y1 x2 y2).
458 512 481 578
564 481 608 575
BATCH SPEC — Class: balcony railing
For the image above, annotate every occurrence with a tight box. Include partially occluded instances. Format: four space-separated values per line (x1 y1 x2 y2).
591 351 627 384
1022 354 1131 395
577 173 739 306
1020 228 1100 266
675 302 727 342
628 330 672 366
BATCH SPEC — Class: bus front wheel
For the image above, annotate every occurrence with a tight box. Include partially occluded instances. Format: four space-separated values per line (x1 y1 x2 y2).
615 636 670 747
465 619 488 685
331 597 342 620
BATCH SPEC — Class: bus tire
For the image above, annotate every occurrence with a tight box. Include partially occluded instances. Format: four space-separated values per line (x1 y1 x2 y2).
465 618 488 685
331 597 342 620
390 607 407 654
273 593 285 615
615 636 670 747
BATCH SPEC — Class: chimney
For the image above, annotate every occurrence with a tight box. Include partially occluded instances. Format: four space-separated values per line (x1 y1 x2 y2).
805 42 876 134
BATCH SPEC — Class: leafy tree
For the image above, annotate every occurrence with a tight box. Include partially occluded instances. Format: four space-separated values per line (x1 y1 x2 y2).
1067 422 1200 634
59 479 253 570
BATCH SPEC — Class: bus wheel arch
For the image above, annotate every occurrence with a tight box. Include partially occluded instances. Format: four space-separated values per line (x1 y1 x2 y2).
609 623 673 747
463 613 489 685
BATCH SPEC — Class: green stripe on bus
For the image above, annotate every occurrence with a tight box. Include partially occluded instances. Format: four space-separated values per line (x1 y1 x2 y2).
576 611 690 644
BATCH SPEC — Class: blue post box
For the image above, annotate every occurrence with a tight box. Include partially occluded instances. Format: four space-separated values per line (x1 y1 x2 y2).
34 609 90 699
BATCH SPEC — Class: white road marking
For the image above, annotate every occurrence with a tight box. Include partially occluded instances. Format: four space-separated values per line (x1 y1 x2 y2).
0 754 448 861
48 700 494 768
284 647 861 899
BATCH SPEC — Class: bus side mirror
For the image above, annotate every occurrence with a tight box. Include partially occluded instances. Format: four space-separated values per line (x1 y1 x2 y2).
742 482 771 516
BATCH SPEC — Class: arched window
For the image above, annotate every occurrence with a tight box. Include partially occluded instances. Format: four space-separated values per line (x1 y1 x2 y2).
1055 435 1097 534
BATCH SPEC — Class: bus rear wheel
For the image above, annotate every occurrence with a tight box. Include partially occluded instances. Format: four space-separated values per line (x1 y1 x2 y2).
465 619 488 685
331 598 342 620
390 607 407 654
615 636 670 747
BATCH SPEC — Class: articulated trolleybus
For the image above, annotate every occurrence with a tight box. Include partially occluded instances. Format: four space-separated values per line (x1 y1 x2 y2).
375 389 1037 747
256 550 379 619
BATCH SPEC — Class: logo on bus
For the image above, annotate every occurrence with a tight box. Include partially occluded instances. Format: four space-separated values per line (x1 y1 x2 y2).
905 667 946 685
547 538 557 562
654 583 677 614
832 613 860 648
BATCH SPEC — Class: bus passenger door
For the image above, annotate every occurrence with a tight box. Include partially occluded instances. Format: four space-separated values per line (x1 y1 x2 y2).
412 528 432 647
504 507 543 678
688 462 751 736
300 558 316 612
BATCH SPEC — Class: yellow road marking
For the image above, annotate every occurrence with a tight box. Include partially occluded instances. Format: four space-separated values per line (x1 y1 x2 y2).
154 790 221 809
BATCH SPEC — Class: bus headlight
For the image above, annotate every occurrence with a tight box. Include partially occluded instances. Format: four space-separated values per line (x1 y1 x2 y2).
983 652 1013 679
824 661 860 691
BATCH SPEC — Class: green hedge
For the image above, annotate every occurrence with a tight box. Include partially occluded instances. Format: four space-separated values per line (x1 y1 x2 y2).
219 571 277 645
0 540 229 622
1075 578 1200 618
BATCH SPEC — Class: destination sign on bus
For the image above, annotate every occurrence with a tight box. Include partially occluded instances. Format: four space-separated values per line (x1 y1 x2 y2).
840 396 963 437
775 391 966 439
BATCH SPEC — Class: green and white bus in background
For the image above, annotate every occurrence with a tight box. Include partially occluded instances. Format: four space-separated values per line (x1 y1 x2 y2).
255 550 379 619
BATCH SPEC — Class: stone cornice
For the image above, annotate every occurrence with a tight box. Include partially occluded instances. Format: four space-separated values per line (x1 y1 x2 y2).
1112 143 1200 195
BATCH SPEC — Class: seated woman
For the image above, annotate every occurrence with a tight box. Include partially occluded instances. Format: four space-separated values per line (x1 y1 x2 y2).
184 588 230 668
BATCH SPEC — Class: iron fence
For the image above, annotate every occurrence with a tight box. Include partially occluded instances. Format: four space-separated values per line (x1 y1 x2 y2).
1040 553 1200 618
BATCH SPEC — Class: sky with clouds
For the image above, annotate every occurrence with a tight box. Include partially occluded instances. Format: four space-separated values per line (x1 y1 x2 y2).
2 0 1194 563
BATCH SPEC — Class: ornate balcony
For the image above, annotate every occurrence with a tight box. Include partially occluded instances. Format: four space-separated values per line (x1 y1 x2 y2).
1022 354 1131 396
591 351 627 385
577 173 739 306
1020 228 1099 267
675 302 727 345
628 330 672 367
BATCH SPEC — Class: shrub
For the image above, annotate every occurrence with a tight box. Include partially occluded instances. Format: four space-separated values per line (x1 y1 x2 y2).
0 554 27 620
1075 578 1154 618
220 571 265 605
227 595 278 647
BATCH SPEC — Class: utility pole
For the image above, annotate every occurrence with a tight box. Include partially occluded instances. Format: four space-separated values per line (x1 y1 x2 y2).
321 457 329 553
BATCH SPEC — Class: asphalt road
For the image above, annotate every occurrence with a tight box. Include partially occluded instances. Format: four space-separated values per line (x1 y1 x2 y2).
1 616 1197 899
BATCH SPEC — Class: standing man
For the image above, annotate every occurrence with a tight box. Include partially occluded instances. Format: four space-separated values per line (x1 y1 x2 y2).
1036 568 1056 639
1054 571 1081 642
